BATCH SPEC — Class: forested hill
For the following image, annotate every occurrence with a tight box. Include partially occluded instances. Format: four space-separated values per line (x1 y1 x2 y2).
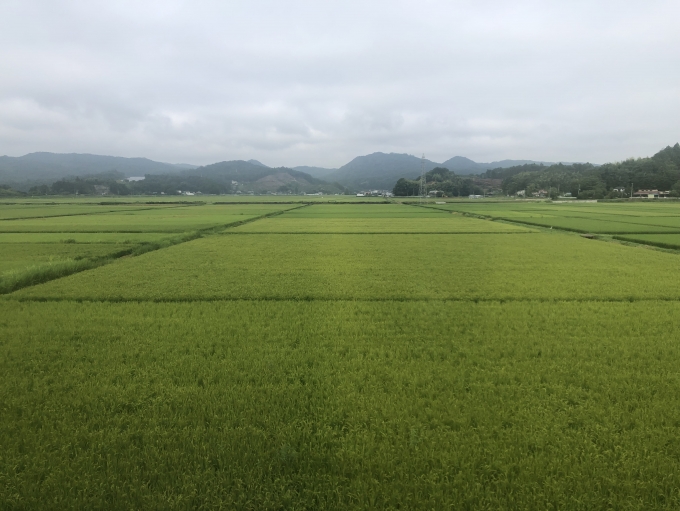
327 153 441 190
327 152 555 190
188 160 324 184
26 160 345 195
134 161 342 195
182 160 343 194
439 156 554 174
0 152 195 184
487 144 680 198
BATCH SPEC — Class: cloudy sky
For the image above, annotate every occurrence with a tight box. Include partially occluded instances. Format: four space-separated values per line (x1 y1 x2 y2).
1 0 678 167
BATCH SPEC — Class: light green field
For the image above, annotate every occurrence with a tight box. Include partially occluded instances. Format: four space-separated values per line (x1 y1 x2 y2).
0 204 296 232
0 204 169 220
427 202 680 233
3 200 680 509
503 217 680 233
232 204 531 234
285 204 446 217
14 231 680 301
0 243 133 275
234 204 531 233
232 217 531 233
0 194 385 205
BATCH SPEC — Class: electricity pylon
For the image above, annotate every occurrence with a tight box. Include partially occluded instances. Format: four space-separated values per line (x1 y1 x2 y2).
419 154 426 202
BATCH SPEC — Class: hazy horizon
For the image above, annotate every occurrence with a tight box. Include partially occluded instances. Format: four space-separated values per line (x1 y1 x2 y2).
1 0 678 167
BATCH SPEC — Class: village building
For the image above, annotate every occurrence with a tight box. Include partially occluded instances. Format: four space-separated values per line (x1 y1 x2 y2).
633 189 670 198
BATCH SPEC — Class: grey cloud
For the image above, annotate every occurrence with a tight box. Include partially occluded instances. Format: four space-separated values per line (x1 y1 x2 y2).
0 0 678 167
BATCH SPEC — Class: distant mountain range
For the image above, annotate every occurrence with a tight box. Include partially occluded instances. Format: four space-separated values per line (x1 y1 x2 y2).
185 160 342 194
0 151 565 192
309 153 558 190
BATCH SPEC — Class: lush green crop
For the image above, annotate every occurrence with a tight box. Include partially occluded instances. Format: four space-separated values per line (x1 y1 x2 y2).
427 202 680 233
496 217 680 233
14 230 680 302
0 204 171 220
4 199 680 509
0 243 133 275
284 204 448 217
233 204 531 233
613 234 680 250
2 300 680 509
0 204 296 232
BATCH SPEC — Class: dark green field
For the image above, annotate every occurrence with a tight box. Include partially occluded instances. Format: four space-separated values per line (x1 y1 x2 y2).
2 198 680 509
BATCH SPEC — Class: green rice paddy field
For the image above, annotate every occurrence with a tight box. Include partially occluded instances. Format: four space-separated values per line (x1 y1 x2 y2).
3 198 680 509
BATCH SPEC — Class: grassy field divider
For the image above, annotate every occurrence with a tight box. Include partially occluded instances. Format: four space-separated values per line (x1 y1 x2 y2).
402 202 498 220
0 205 306 295
612 235 680 251
13 295 680 304
218 231 537 235
212 200 392 205
0 203 196 222
0 256 121 295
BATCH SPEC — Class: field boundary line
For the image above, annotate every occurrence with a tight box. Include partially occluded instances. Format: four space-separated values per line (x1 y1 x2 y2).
8 296 680 304
0 203 198 222
494 217 680 234
212 200 392 205
217 231 537 235
409 203 680 237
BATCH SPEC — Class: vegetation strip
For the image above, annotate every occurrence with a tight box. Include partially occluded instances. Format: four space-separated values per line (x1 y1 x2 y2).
0 204 195 222
8 296 679 304
404 203 680 252
218 231 537 235
0 205 304 295
612 235 680 251
493 217 680 234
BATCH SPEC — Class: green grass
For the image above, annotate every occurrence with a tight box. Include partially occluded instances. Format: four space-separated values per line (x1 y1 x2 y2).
2 300 680 509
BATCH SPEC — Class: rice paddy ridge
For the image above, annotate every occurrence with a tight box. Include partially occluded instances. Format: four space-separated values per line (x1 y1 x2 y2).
8 295 680 304
218 231 538 235
411 202 680 247
0 203 197 222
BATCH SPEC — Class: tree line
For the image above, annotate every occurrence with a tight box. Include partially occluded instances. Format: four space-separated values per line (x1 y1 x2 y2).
393 168 486 196
27 173 235 196
393 143 680 199
483 143 680 199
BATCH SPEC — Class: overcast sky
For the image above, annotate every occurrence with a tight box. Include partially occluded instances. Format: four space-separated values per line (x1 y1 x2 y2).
1 0 678 167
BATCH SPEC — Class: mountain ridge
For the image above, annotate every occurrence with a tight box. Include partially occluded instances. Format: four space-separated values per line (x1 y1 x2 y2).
0 151 580 192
